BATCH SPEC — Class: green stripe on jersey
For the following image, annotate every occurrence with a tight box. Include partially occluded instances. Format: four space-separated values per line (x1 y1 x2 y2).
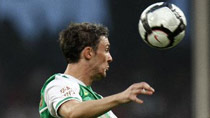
39 74 58 118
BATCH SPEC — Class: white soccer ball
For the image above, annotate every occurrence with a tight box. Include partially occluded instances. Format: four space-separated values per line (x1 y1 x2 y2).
138 2 187 49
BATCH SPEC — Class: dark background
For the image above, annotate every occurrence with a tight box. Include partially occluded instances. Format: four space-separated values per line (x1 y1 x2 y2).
0 0 192 117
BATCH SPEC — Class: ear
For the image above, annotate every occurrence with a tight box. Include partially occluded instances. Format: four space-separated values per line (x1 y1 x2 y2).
82 47 94 60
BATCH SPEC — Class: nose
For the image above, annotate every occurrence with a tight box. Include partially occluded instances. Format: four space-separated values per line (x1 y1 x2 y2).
107 53 113 63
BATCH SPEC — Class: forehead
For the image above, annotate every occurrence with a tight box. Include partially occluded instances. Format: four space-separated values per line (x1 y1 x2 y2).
98 36 110 47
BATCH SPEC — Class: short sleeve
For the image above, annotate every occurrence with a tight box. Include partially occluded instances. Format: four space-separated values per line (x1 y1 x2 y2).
44 75 82 117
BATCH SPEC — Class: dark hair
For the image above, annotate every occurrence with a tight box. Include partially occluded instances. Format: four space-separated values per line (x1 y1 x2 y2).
59 22 109 63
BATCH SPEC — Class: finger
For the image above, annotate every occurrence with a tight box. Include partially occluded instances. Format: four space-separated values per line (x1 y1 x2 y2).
140 88 154 95
142 87 155 94
134 96 143 104
130 82 155 95
134 88 154 95
137 82 155 92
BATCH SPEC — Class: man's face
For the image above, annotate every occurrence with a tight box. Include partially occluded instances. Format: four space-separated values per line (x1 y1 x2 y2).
91 36 113 79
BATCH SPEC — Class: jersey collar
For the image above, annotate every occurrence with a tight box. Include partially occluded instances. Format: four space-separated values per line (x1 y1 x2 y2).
61 73 86 86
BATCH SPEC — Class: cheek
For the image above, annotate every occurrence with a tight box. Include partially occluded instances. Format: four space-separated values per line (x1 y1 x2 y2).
101 55 108 63
97 54 106 62
92 56 105 67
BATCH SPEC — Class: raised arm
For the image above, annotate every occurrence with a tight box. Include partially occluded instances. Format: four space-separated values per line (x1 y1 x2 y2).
58 82 155 118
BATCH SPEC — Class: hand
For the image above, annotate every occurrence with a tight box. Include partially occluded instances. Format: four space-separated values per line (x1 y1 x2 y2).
119 82 155 104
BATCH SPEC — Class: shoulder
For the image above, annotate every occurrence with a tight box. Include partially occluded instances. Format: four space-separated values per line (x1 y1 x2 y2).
45 74 80 92
41 74 82 117
41 73 81 98
44 74 78 86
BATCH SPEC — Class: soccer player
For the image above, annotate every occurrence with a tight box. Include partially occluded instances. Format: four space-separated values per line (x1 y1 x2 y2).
39 22 155 118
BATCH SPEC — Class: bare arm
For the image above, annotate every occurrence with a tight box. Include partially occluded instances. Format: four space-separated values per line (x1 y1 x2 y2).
58 82 155 118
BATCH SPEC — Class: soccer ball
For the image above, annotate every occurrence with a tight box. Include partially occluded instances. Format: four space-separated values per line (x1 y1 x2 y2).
138 2 187 49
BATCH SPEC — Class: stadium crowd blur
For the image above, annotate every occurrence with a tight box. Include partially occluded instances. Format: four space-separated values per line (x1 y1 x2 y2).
0 0 191 118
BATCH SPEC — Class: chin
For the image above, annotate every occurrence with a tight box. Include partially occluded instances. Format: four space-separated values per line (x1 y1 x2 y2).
102 72 107 78
94 73 106 81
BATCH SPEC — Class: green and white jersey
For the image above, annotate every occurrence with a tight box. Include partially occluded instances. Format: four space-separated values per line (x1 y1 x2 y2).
39 73 117 118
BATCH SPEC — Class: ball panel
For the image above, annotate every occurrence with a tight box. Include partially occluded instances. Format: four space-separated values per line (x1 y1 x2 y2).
173 31 185 46
148 7 179 32
138 21 146 41
147 30 170 48
171 4 187 26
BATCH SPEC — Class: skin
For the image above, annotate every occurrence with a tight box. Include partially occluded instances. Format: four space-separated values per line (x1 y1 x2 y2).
88 36 112 80
59 36 155 118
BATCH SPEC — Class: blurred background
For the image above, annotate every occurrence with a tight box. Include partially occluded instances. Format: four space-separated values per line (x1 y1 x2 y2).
0 0 209 118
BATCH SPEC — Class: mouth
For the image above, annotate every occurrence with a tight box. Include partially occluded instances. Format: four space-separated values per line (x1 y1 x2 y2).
106 66 109 71
104 66 109 73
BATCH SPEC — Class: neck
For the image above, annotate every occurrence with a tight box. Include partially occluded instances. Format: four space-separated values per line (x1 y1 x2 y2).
64 63 93 86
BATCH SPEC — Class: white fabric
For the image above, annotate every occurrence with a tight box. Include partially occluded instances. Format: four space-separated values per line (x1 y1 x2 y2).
44 74 82 117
